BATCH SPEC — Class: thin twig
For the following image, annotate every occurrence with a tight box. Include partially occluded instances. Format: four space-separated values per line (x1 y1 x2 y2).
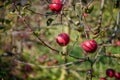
92 46 104 64
68 33 80 54
107 11 120 43
86 0 95 8
92 0 105 39
14 58 87 69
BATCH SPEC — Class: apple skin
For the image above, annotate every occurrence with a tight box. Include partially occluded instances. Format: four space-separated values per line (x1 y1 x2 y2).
115 72 120 79
99 78 107 80
106 69 115 78
80 40 97 53
52 0 61 3
49 0 62 13
56 33 70 46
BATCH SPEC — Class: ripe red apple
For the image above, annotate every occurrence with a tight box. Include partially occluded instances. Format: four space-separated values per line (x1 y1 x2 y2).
24 65 33 72
115 72 120 79
47 61 52 66
106 69 115 78
80 40 97 53
99 78 107 80
56 33 70 46
115 40 120 46
49 0 62 13
52 59 58 64
22 73 28 79
106 52 111 56
52 0 61 3
42 55 48 60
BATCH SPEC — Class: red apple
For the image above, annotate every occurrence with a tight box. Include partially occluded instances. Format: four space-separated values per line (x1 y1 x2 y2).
56 33 70 46
106 52 111 56
52 59 58 64
80 40 97 53
47 61 52 66
115 41 120 46
42 55 48 60
50 0 62 12
115 72 120 79
22 73 28 79
99 78 107 80
52 0 61 3
24 65 33 72
106 69 115 78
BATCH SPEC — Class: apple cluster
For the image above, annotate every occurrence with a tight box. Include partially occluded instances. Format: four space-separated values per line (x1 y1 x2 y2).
56 33 97 54
49 0 98 53
100 68 120 80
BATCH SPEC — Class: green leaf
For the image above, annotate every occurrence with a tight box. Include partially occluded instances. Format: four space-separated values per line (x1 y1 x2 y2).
85 5 94 14
0 5 3 8
46 18 54 26
4 1 11 7
0 19 11 24
114 0 120 8
0 25 4 29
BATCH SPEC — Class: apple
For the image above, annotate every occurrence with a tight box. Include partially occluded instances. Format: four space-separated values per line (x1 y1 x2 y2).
80 40 97 53
106 52 111 56
52 0 61 3
42 55 48 60
47 61 52 66
24 65 33 72
56 33 70 46
106 68 115 78
49 0 62 13
115 40 120 46
52 59 58 64
115 72 120 79
22 73 28 79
